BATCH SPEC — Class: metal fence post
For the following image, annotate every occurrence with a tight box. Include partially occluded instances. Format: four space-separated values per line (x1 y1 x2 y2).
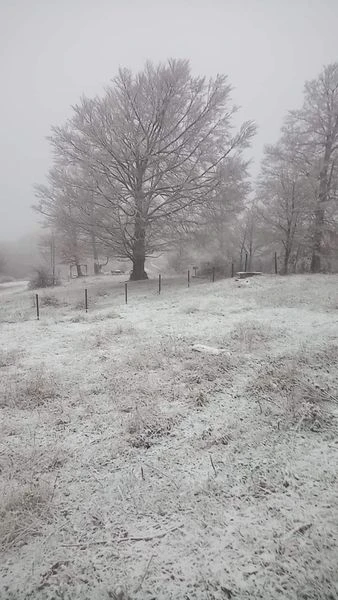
36 294 39 320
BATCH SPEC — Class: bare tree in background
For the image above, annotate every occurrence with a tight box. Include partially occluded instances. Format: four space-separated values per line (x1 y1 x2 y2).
256 141 312 274
284 63 338 273
45 59 255 280
35 166 112 275
35 173 87 277
194 156 251 259
231 206 259 272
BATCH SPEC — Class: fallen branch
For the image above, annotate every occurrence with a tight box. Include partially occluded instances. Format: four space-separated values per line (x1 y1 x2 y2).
143 461 180 489
60 524 184 547
127 524 183 542
134 554 154 594
283 523 313 540
209 453 217 476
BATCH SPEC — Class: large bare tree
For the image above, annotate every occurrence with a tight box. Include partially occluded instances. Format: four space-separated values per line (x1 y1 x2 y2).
193 156 251 258
35 170 88 276
256 141 312 274
284 63 338 272
45 59 255 279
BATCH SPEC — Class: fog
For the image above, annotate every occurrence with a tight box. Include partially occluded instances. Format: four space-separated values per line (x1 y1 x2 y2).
0 0 337 241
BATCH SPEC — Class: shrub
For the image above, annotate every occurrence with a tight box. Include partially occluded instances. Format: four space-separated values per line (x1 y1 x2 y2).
40 294 61 307
198 257 229 278
29 267 60 290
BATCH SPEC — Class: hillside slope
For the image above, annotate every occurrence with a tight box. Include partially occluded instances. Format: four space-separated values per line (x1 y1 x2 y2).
0 274 337 599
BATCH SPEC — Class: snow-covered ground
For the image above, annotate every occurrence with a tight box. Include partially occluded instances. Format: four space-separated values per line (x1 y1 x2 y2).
0 274 337 599
0 280 29 292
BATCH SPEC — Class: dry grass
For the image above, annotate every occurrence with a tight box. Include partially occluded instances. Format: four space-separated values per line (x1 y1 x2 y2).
127 405 178 448
1 275 338 599
0 348 21 368
95 323 136 347
40 294 63 307
248 349 337 427
229 319 275 352
1 367 61 409
197 426 232 449
107 338 234 414
181 304 200 314
0 435 67 553
0 481 53 551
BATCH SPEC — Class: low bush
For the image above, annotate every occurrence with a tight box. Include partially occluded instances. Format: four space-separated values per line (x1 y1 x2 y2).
40 294 61 307
29 267 60 290
0 481 53 550
1 368 60 409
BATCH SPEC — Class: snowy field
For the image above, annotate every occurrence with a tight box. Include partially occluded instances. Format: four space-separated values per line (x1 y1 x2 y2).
0 274 337 600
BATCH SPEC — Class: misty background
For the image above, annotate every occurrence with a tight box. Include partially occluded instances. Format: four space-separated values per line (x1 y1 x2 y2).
0 0 337 278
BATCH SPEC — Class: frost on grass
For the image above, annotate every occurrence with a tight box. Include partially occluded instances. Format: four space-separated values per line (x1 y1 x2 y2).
229 319 277 352
0 435 67 553
1 367 61 409
1 275 338 599
248 346 338 427
0 348 21 368
107 336 235 412
95 323 136 347
127 404 178 448
0 481 53 551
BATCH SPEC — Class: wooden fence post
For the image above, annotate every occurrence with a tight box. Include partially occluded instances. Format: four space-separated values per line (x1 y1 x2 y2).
125 282 128 304
84 288 88 312
35 294 39 320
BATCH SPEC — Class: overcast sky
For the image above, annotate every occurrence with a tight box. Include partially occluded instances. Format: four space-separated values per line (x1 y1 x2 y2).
0 0 337 241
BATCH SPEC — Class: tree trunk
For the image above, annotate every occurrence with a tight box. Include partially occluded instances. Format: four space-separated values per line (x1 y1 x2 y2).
283 228 291 275
310 207 325 273
130 214 148 280
239 247 244 272
130 255 148 280
283 247 290 275
76 263 83 277
310 137 332 273
248 237 253 271
91 231 100 275
293 244 301 273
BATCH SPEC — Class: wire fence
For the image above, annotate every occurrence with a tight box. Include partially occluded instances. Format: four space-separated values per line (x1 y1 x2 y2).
0 257 277 323
30 265 260 320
